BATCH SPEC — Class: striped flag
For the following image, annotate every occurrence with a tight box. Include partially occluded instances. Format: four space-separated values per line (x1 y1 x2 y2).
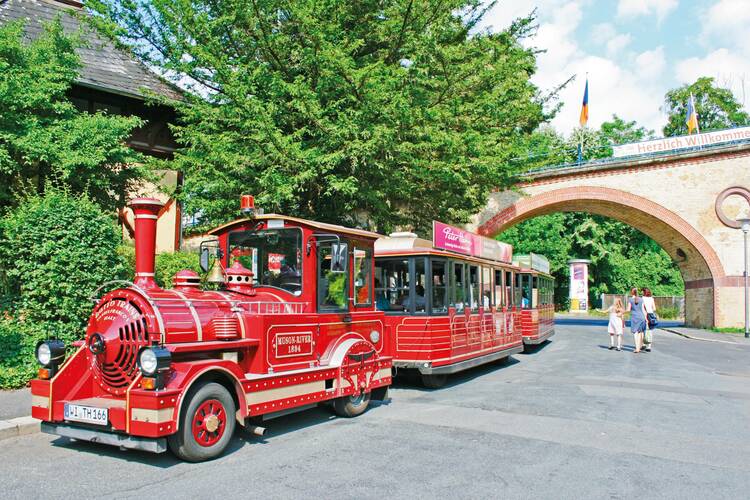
685 93 699 134
579 78 589 127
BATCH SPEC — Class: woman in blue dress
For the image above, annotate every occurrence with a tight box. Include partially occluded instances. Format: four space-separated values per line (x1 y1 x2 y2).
626 288 648 353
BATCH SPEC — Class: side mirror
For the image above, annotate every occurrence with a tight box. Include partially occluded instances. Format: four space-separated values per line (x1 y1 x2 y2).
330 242 348 273
199 246 210 273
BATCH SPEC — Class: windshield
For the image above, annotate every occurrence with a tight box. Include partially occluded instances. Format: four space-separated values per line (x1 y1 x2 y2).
228 228 303 295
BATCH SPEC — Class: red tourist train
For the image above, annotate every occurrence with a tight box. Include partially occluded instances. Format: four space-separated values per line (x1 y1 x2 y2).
30 197 554 461
513 253 556 348
31 196 391 461
374 223 525 388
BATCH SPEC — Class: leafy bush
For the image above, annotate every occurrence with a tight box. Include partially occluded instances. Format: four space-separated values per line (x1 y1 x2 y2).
155 251 201 288
0 190 127 327
656 306 681 320
0 317 79 389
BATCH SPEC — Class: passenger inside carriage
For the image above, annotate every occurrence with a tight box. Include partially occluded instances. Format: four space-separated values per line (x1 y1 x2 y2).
401 284 426 312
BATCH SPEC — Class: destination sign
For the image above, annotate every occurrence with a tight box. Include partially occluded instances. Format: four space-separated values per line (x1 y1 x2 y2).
432 221 513 263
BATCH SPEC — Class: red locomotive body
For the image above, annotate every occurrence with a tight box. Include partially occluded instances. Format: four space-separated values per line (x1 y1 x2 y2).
514 254 556 348
31 197 391 461
374 226 524 388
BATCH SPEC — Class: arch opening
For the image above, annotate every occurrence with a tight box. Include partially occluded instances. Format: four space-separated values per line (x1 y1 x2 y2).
477 187 724 328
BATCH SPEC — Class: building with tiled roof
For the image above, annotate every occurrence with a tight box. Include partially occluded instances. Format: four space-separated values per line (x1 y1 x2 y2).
1 0 183 251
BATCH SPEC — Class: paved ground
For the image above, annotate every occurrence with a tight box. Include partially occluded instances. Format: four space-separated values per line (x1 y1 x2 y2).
2 320 750 499
0 389 30 420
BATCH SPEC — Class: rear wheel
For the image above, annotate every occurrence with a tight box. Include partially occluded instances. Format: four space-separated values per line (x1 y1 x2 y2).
333 391 371 418
421 373 448 389
168 382 236 462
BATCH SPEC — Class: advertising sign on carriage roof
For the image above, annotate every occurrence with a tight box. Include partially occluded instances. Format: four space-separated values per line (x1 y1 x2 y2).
432 221 513 263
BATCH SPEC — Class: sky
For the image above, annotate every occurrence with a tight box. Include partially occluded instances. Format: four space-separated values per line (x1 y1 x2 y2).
480 0 750 137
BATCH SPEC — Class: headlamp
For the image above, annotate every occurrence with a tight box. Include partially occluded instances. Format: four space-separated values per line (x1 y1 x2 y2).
36 340 66 368
137 346 171 376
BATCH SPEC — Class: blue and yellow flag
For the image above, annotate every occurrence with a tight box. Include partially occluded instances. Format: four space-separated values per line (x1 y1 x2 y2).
579 78 589 127
685 93 699 134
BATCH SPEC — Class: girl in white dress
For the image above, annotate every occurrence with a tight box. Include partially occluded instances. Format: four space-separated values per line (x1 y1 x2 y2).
642 288 656 352
604 298 625 350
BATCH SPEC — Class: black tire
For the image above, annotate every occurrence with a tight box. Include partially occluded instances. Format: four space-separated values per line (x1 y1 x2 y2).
168 382 236 462
332 391 371 418
421 373 448 389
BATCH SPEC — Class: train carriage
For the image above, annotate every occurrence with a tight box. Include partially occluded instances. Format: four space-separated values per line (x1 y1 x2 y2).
374 222 524 388
30 196 391 461
514 253 556 348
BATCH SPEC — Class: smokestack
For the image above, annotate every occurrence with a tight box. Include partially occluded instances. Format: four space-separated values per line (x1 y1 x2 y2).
128 198 164 289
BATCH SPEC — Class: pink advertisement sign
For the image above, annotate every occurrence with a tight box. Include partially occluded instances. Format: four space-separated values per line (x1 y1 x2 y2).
432 221 513 263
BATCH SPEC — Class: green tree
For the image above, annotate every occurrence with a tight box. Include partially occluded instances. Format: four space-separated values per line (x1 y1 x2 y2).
0 19 143 212
663 76 750 136
87 0 550 233
498 213 684 307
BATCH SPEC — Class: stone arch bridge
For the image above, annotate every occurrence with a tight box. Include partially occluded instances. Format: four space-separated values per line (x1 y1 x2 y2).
471 142 750 328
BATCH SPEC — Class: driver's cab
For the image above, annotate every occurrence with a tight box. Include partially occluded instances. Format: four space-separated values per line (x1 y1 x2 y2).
206 214 381 315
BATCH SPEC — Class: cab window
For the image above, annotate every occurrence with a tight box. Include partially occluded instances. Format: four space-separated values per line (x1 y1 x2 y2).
353 247 372 306
318 241 349 311
228 228 302 295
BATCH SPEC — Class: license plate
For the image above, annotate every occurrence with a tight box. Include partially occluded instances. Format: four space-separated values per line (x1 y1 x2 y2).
64 404 108 426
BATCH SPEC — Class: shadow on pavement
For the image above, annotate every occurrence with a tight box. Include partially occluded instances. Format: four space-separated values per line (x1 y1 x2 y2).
391 355 522 392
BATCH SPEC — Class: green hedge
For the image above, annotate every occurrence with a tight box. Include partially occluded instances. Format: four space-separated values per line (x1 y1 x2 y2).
0 190 127 388
155 251 201 288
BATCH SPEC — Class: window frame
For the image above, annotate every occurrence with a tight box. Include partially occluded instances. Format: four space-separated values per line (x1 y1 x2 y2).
317 239 350 313
353 246 373 307
227 227 304 295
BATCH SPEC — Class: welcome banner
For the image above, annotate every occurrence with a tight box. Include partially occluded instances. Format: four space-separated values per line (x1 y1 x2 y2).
612 126 750 158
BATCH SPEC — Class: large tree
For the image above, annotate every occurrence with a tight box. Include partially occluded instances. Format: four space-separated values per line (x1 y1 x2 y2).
87 0 551 233
0 19 143 212
663 76 750 137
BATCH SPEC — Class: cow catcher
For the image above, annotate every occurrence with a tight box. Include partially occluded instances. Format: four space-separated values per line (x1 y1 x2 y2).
31 196 391 461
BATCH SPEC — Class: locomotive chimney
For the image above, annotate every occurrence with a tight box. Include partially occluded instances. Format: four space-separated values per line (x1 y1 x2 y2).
128 197 164 289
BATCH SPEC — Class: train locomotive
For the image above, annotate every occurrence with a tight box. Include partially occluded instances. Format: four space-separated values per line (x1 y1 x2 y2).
31 196 392 462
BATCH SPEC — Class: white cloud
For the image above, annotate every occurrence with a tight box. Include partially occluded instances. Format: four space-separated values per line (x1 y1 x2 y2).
634 47 666 79
617 0 679 22
675 48 750 107
482 0 668 135
702 0 750 51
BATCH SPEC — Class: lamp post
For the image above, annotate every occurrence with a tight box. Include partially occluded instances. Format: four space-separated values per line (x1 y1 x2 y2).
740 218 750 338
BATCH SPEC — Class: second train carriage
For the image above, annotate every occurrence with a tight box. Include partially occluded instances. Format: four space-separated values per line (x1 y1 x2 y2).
514 253 556 347
374 222 525 388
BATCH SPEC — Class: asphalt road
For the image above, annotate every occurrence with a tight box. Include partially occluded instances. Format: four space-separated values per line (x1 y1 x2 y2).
2 321 749 499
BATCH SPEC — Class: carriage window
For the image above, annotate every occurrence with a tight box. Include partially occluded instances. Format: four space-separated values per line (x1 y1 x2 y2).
375 259 409 312
532 276 539 308
505 271 513 307
318 242 349 311
431 260 448 314
450 262 466 311
228 228 302 295
353 247 372 306
481 267 493 309
468 266 480 311
514 273 523 307
408 258 427 313
494 269 504 308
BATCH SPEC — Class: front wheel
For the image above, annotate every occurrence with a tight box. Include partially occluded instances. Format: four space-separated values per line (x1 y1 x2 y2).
332 391 371 418
168 382 236 462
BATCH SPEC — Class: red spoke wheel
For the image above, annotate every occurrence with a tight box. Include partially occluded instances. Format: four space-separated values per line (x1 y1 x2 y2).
168 382 236 462
191 399 226 447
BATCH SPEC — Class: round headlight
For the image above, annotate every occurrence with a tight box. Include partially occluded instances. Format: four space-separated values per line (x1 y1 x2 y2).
36 340 65 367
139 348 158 376
37 343 51 366
369 330 380 344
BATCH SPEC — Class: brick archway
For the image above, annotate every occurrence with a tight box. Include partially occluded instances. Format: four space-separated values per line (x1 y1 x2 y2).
477 187 725 327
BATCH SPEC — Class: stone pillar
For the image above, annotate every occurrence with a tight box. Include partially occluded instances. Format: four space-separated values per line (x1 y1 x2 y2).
568 259 591 313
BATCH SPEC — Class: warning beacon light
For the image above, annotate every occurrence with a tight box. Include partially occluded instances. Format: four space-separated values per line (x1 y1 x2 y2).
240 194 255 216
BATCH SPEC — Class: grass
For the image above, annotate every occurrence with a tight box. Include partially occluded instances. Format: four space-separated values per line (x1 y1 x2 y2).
710 327 746 335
